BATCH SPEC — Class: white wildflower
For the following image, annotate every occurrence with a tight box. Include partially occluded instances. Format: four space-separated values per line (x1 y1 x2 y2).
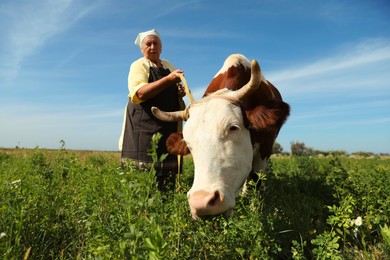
11 179 21 185
354 216 363 227
11 179 21 188
353 228 359 237
0 232 6 238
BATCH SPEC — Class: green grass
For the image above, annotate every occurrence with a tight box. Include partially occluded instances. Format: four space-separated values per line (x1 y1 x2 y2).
0 148 389 259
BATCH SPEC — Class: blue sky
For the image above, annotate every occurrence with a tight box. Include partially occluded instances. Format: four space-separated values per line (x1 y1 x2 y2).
1 0 389 154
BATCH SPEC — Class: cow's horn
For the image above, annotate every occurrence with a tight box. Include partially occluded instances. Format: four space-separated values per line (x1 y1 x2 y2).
151 106 188 122
234 59 262 101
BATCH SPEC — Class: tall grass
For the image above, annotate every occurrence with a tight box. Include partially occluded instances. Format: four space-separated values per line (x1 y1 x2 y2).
1 147 389 259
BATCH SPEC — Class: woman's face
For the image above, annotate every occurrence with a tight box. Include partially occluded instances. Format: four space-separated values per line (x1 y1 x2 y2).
141 35 162 63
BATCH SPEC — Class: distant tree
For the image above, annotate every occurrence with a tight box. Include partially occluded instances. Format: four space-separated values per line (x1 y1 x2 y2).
314 150 330 156
290 141 314 156
291 141 305 156
59 140 66 150
314 150 348 156
329 150 348 156
272 141 283 154
352 151 375 157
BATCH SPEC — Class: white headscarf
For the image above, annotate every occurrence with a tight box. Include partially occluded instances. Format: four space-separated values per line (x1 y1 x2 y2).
134 29 160 47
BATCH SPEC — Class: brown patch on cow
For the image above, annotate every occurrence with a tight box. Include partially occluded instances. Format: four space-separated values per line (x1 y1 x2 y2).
203 64 250 96
166 132 190 155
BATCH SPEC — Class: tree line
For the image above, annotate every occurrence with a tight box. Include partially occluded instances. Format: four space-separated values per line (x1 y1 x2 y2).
273 141 389 157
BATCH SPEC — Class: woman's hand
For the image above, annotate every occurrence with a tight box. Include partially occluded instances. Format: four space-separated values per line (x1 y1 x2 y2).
177 83 186 97
168 69 184 83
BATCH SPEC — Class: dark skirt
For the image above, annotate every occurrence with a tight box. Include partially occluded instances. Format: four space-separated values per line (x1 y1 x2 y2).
121 99 182 191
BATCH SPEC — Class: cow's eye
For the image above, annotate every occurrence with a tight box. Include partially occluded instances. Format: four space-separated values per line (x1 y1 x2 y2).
229 125 240 131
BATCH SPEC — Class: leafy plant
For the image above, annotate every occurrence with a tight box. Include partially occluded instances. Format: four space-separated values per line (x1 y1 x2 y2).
0 148 389 259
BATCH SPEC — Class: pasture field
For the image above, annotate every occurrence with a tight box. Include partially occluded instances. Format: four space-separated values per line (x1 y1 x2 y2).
0 147 389 259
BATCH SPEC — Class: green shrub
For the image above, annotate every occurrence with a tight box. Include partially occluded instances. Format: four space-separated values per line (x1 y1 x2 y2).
0 150 389 259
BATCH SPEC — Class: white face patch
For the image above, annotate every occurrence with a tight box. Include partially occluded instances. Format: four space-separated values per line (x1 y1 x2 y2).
184 94 254 211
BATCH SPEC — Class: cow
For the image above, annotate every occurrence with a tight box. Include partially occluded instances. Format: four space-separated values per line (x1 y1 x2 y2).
151 54 290 220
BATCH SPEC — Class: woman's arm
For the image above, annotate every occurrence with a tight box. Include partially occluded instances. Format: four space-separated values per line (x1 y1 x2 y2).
136 69 183 100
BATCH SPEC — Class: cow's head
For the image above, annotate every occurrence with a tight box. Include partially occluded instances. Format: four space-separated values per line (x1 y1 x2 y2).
152 59 289 219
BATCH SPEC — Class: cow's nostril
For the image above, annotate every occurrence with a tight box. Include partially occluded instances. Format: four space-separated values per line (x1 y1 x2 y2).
208 191 220 206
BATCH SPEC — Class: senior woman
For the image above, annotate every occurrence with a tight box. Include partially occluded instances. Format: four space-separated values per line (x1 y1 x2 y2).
119 29 185 192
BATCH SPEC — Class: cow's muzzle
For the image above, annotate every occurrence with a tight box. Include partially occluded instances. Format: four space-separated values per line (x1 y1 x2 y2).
188 190 234 220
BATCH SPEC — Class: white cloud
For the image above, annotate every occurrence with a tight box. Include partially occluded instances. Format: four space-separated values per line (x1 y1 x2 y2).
152 0 200 19
289 116 390 129
269 38 390 84
264 38 390 153
292 99 390 121
0 0 103 87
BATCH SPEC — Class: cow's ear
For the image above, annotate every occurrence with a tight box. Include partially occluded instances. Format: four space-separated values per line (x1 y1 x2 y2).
166 132 190 155
246 100 290 131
